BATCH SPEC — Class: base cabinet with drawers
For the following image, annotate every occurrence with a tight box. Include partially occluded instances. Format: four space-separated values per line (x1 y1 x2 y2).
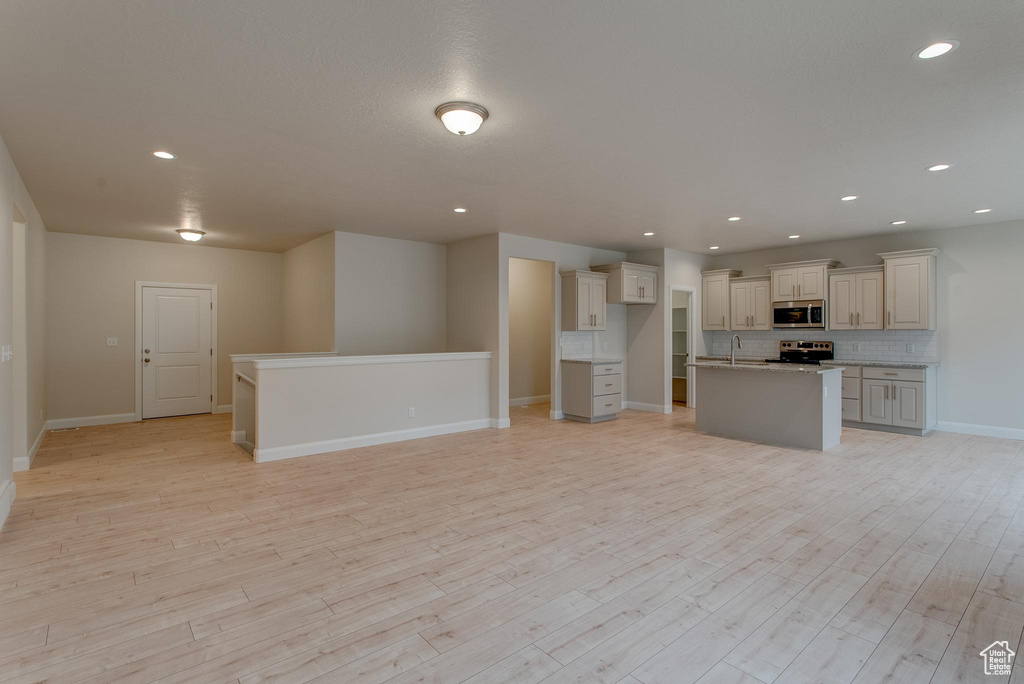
837 364 936 434
561 359 622 423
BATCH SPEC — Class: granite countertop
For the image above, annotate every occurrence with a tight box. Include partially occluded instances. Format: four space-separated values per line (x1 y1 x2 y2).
698 356 939 369
688 361 843 375
820 360 939 369
561 358 623 365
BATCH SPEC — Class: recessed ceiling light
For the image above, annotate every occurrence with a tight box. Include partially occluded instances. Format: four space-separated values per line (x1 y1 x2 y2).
928 164 950 172
727 216 741 222
453 207 467 213
153 151 175 160
435 102 489 136
974 208 992 214
177 229 205 242
788 235 800 239
709 245 720 250
891 220 908 225
840 195 858 201
915 41 959 60
643 232 655 237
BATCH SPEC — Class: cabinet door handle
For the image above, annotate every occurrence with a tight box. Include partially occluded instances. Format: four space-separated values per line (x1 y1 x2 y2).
885 385 889 399
888 311 892 326
721 316 725 327
857 312 861 326
849 312 853 326
884 372 897 376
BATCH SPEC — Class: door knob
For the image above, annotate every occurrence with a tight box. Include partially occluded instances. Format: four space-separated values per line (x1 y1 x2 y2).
144 358 151 363
144 348 150 353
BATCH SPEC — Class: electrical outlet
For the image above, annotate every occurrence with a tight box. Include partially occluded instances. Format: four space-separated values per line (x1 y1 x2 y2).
106 337 118 347
408 407 415 418
906 343 915 353
824 386 828 398
853 342 861 352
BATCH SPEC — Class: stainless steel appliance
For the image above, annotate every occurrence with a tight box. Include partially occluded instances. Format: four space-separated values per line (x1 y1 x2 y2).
772 299 826 328
766 340 834 365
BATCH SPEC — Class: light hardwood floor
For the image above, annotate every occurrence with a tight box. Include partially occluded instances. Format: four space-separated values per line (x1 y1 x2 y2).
3 404 1023 683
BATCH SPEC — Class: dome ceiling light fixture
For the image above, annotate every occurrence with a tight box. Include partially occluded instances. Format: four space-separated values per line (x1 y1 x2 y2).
153 150 176 159
177 229 205 242
435 102 489 136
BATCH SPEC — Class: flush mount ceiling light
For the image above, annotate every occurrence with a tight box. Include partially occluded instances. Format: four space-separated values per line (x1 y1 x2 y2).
709 245 720 250
153 150 175 159
788 235 801 239
891 220 908 225
643 232 655 237
453 207 467 213
840 195 859 201
177 229 205 242
435 102 489 136
727 216 742 222
915 40 959 60
974 208 992 214
928 163 951 172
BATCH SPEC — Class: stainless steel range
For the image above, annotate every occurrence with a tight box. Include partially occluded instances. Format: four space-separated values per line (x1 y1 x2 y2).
766 340 834 365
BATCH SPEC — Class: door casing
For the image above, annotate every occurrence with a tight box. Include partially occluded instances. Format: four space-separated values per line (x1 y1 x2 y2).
134 281 218 420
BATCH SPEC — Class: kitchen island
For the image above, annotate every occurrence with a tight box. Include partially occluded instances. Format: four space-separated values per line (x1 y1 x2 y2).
688 361 844 450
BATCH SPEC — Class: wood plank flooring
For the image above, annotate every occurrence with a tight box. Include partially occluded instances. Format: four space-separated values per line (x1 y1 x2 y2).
3 403 1024 683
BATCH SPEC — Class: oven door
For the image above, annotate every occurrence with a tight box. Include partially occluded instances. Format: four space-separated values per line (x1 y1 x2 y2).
772 300 825 328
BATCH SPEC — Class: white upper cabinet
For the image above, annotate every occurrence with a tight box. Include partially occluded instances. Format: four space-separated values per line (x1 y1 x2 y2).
829 266 884 330
593 262 658 304
881 249 939 330
767 260 838 302
702 269 741 331
729 276 771 331
561 270 608 331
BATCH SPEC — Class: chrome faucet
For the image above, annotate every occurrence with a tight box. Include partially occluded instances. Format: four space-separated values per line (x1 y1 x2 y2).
730 335 742 366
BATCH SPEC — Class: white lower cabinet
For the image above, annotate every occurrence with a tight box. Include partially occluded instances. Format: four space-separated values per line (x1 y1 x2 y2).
561 359 622 422
847 365 935 433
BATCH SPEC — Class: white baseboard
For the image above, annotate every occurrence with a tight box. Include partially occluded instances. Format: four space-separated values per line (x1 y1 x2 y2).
491 417 511 429
13 425 46 472
231 430 246 443
214 404 233 414
253 418 494 463
624 401 672 414
0 479 15 533
509 394 551 407
550 410 564 420
45 412 139 430
935 421 1024 441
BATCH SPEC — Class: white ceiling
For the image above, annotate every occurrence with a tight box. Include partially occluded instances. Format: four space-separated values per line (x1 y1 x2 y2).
1 0 1022 254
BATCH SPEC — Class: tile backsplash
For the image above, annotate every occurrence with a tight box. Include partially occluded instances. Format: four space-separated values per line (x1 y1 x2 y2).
560 331 594 359
710 329 938 363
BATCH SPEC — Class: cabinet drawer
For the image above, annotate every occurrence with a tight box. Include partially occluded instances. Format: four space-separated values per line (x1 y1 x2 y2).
593 393 621 417
841 366 862 379
842 398 861 422
593 374 621 397
593 363 622 376
841 378 860 399
863 367 926 382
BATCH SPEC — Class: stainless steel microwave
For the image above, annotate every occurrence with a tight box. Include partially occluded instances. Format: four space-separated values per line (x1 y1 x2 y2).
772 300 826 328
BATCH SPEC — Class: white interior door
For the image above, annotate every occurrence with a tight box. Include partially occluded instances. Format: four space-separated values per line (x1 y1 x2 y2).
142 287 213 419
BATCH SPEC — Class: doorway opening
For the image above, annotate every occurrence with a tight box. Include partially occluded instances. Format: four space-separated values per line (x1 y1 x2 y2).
134 282 218 419
671 288 694 408
508 258 554 424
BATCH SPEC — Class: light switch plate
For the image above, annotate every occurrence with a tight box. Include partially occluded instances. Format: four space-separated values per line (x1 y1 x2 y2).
906 343 915 353
853 342 861 352
106 337 118 347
